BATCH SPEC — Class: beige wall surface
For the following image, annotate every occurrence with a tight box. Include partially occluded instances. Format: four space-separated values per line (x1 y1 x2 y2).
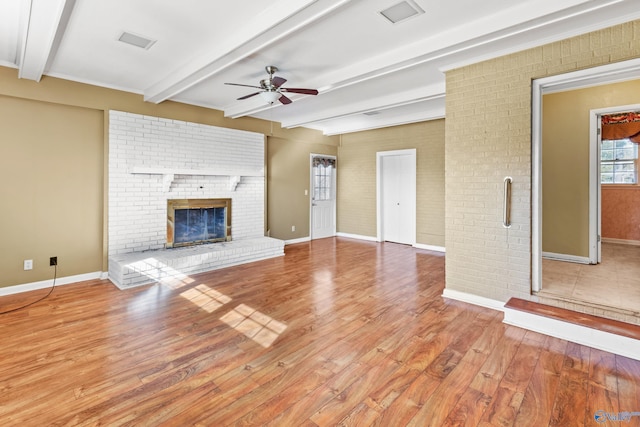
337 120 445 247
0 66 337 288
542 79 640 257
445 20 640 302
267 136 337 240
0 96 103 287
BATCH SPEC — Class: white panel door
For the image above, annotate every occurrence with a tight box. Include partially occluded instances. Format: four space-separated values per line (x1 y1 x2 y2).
311 156 336 240
381 153 415 245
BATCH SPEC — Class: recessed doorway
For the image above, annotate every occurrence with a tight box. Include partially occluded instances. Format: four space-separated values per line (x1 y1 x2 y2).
532 58 640 323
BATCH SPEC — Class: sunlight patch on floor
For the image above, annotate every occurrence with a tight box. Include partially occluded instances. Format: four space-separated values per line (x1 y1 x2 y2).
180 284 232 313
220 303 287 348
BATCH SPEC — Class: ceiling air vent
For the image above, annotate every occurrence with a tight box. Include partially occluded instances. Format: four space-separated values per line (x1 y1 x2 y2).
379 0 424 24
118 31 156 50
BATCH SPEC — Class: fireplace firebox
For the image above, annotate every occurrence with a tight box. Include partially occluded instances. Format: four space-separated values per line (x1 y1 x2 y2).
167 199 231 248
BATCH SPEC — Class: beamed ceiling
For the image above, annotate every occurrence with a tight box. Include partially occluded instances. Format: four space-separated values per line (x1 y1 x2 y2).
1 0 639 135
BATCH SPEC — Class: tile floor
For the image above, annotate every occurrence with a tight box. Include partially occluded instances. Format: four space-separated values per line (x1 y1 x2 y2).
541 243 640 314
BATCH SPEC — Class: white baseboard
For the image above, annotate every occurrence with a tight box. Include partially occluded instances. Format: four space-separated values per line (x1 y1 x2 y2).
0 271 108 296
336 234 445 252
504 307 640 362
442 288 506 311
443 288 640 361
287 233 387 244
336 232 378 242
284 236 311 245
414 243 446 253
542 251 591 264
602 237 640 247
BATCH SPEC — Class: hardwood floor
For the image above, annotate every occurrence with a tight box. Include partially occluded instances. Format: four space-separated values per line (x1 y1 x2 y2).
1 238 639 426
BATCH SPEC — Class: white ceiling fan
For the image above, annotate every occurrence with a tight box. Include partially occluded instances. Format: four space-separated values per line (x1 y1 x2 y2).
225 66 319 105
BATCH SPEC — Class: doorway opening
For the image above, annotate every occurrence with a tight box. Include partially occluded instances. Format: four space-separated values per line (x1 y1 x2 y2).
532 58 640 321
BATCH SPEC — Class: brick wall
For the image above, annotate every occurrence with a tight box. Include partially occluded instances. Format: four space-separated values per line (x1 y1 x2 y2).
445 20 640 302
108 111 265 256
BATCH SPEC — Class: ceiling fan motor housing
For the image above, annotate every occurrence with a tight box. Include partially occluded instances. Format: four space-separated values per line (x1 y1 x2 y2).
260 79 276 91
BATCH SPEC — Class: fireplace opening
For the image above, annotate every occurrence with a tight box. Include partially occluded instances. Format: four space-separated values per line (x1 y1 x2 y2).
167 199 231 248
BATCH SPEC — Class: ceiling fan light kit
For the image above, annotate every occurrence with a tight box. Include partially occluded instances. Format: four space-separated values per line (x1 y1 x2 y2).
260 91 280 104
226 66 318 105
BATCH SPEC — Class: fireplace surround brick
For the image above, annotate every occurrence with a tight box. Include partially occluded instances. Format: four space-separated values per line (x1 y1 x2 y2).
108 111 280 287
108 237 284 289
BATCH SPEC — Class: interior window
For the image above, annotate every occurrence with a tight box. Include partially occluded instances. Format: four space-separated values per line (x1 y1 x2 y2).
601 138 638 184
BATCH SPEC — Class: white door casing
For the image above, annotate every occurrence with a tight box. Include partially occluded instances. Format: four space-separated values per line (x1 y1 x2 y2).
531 58 640 292
590 104 640 263
377 149 416 245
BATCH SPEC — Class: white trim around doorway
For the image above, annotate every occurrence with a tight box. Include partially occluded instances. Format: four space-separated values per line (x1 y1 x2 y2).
531 57 640 293
376 149 417 244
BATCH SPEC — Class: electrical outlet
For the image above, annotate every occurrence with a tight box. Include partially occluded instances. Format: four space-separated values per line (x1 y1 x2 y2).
50 256 58 266
291 225 296 232
24 259 33 270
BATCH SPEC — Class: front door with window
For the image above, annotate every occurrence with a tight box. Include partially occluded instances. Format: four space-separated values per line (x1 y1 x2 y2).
310 155 336 240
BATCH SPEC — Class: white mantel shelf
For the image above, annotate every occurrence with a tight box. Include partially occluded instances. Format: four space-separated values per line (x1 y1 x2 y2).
131 167 264 192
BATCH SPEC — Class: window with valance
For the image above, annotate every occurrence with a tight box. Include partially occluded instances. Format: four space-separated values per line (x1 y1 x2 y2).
601 112 640 143
601 112 639 184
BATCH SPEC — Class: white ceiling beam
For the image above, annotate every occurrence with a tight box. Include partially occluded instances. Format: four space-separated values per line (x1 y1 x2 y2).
223 92 310 119
280 83 446 129
439 0 640 73
18 0 71 82
223 1 589 118
144 0 353 104
322 109 446 136
223 0 633 121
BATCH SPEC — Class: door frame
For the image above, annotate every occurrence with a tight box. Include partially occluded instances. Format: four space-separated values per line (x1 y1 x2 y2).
531 58 640 292
591 104 640 262
309 153 337 240
376 149 416 244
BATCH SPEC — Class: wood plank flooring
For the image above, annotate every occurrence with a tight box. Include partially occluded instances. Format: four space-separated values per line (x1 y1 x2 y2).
505 298 640 340
1 238 639 426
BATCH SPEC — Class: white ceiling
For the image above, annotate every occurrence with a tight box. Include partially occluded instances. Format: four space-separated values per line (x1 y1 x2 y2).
1 0 639 135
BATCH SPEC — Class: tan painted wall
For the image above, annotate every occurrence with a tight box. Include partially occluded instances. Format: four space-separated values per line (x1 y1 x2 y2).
267 136 337 239
337 120 445 246
542 79 640 257
445 20 640 302
0 66 337 288
0 97 103 286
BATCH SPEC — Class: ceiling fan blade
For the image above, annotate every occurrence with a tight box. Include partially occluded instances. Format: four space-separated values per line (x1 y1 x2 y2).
281 88 319 95
279 94 293 105
272 76 287 88
238 92 261 100
225 82 262 89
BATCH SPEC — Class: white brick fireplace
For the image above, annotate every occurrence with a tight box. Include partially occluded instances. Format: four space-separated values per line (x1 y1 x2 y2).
107 111 283 288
